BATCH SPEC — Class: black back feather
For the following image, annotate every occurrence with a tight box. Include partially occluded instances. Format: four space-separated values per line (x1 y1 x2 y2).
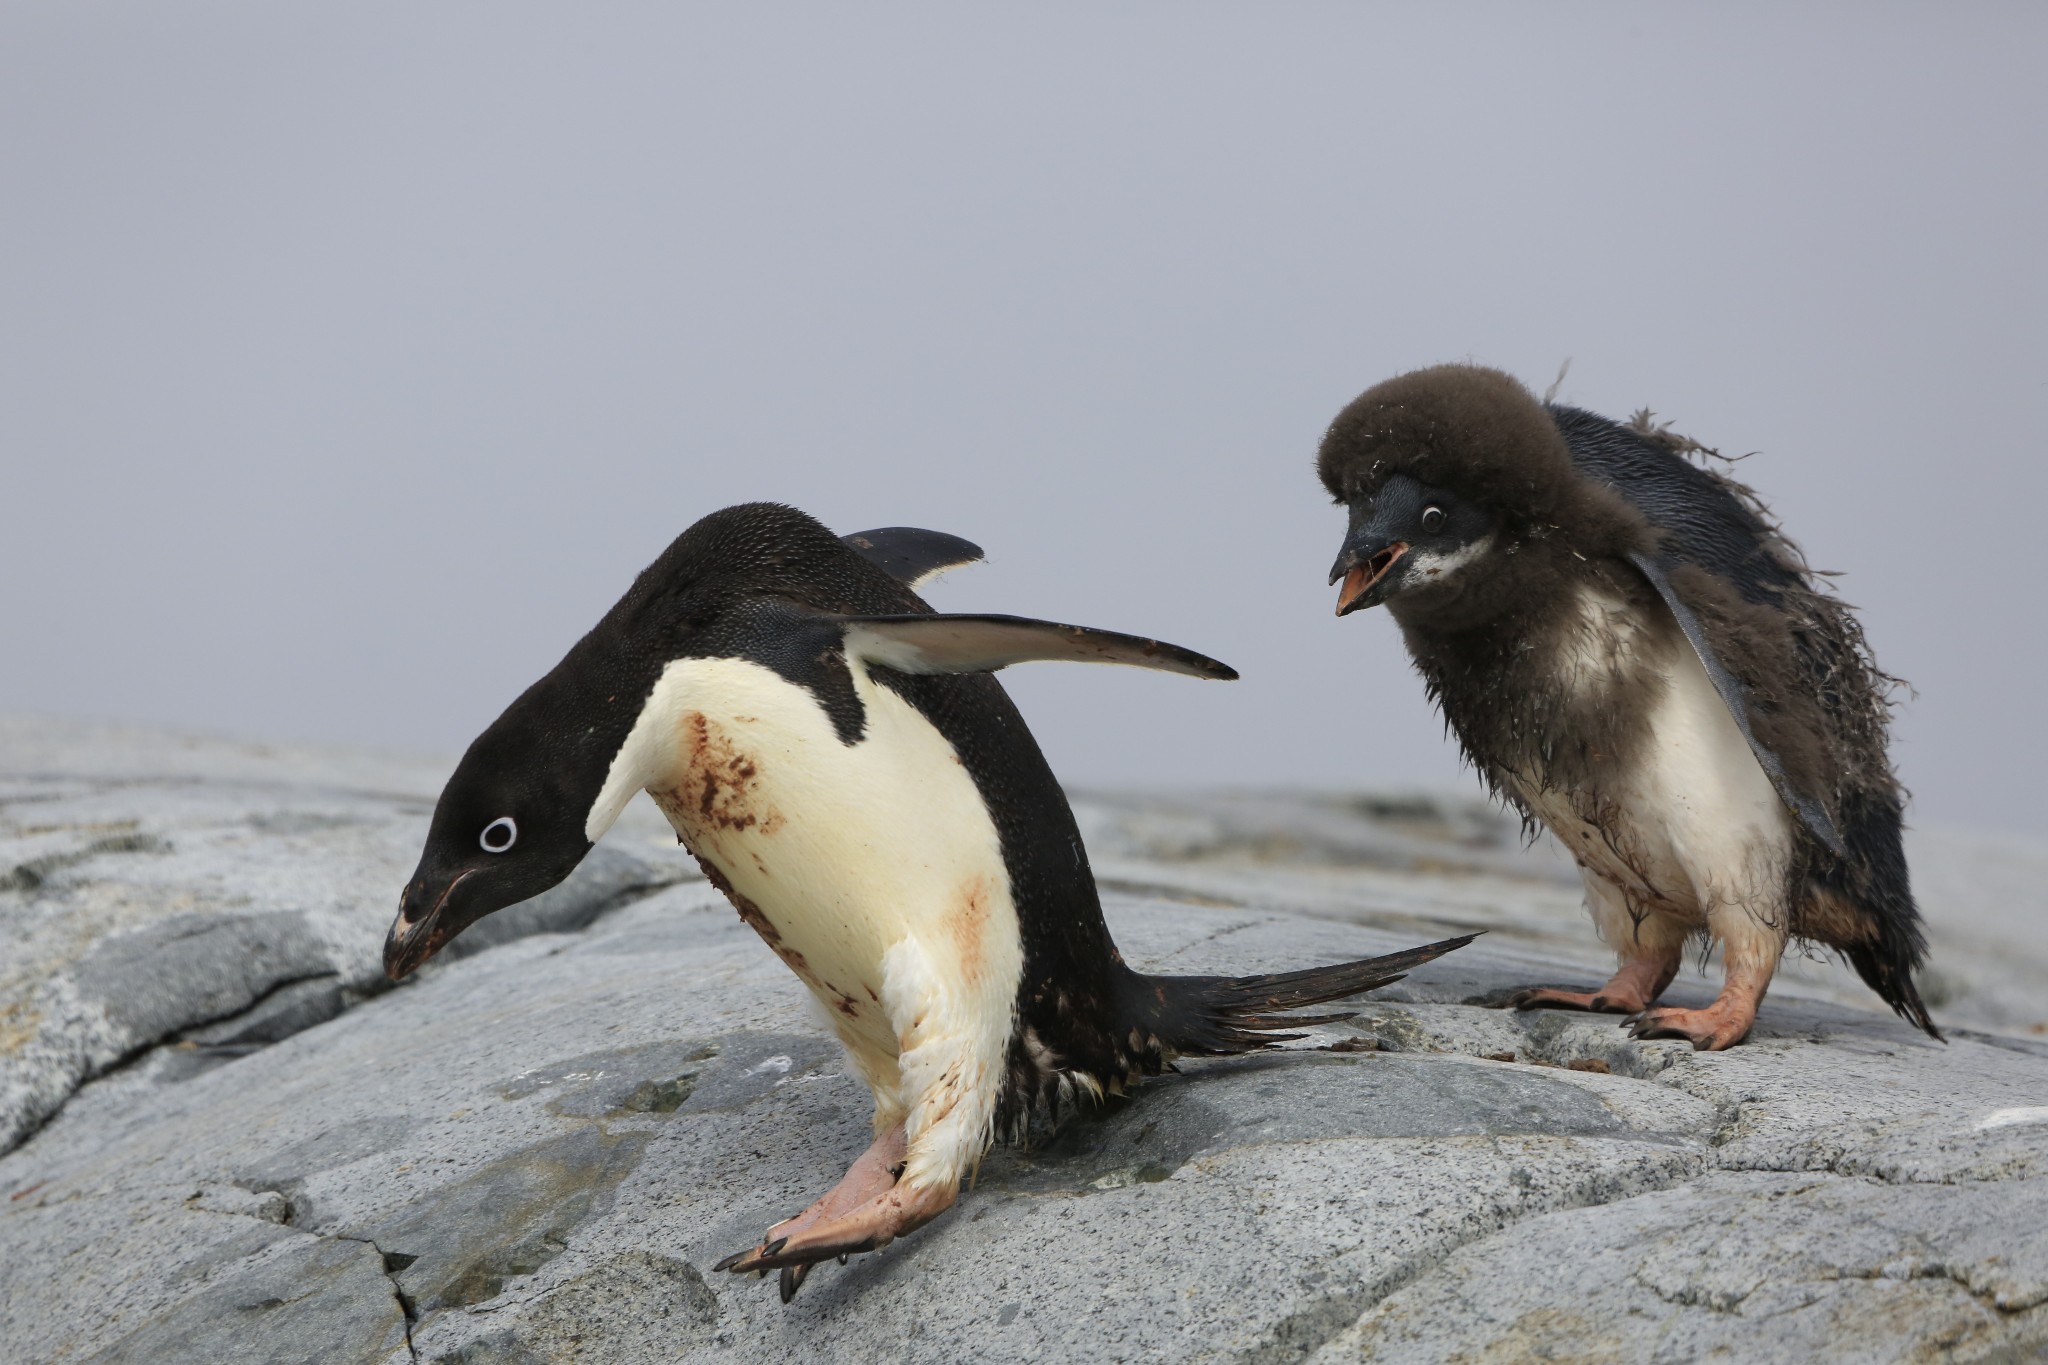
1547 407 1808 607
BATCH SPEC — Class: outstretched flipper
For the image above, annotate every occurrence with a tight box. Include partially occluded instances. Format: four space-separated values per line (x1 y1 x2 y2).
842 614 1239 681
842 526 985 588
1626 550 1847 857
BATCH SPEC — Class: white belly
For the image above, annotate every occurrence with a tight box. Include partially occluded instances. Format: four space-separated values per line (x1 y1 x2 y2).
597 654 1026 1072
1527 589 1793 924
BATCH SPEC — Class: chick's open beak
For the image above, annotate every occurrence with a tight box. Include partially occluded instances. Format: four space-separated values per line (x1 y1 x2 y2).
1332 542 1408 616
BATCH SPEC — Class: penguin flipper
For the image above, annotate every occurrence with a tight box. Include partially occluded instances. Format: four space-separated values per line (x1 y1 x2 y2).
840 614 1238 681
1626 550 1847 857
841 527 985 588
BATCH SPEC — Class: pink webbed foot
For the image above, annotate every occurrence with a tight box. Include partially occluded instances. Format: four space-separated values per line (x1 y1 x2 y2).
721 1180 956 1298
1508 985 1653 1015
1506 949 1679 1018
713 1123 958 1302
1627 1000 1756 1050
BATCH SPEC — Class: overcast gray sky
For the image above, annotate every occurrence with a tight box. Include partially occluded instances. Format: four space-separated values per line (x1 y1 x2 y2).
3 4 2043 837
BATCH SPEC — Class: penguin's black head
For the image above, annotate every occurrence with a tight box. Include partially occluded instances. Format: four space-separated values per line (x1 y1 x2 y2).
384 686 607 981
381 502 895 982
1317 365 1581 619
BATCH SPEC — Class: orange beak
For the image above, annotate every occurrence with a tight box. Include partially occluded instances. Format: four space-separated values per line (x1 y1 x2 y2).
1334 542 1408 616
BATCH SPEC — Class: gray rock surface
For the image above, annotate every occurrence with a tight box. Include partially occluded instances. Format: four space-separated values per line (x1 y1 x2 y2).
3 716 2046 1363
0 714 698 1154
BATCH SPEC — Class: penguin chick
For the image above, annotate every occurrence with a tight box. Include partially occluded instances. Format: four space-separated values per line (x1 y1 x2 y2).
383 502 1474 1300
1318 365 1933 1051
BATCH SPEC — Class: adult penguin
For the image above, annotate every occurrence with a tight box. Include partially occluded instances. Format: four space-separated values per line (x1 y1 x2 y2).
383 502 1473 1299
1319 364 1933 1051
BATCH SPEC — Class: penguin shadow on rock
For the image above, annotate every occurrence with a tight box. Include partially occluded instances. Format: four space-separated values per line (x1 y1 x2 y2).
1319 363 1936 1053
380 502 1475 1302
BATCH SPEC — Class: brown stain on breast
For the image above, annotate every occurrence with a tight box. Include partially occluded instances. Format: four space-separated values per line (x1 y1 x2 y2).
653 711 786 839
689 851 815 982
950 875 993 983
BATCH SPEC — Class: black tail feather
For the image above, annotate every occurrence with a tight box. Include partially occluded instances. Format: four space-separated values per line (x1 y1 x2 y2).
1828 788 1943 1041
1122 934 1479 1058
1847 943 1942 1041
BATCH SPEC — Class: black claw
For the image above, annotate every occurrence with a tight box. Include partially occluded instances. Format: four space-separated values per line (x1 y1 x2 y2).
762 1236 788 1258
712 1250 750 1273
837 1254 848 1266
780 1264 804 1303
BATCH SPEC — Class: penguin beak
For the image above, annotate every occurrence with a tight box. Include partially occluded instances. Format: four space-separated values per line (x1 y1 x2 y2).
383 868 475 981
1329 540 1409 616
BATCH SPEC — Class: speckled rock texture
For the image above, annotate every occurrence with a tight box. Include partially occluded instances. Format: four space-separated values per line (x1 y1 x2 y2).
3 715 2045 1364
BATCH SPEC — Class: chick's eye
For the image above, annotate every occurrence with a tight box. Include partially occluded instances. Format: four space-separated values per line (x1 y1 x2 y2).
479 817 518 853
1420 505 1446 533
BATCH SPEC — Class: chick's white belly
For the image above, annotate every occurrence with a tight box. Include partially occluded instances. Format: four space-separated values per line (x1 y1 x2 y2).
1529 629 1793 925
636 656 1025 1067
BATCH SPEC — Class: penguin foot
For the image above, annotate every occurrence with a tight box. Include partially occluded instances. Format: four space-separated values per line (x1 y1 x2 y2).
714 1125 905 1288
769 1124 909 1248
717 1122 957 1301
1626 1003 1754 1051
1506 949 1681 1017
717 1179 956 1293
1506 986 1649 1015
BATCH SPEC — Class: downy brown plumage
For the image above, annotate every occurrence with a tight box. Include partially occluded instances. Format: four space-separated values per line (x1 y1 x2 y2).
1318 364 1931 1049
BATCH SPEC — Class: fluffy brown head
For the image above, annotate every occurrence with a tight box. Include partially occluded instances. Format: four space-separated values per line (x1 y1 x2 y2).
1317 365 1659 626
1318 363 1654 563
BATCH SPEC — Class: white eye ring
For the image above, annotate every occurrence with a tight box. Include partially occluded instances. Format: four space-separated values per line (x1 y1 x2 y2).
479 817 518 853
1421 505 1446 533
